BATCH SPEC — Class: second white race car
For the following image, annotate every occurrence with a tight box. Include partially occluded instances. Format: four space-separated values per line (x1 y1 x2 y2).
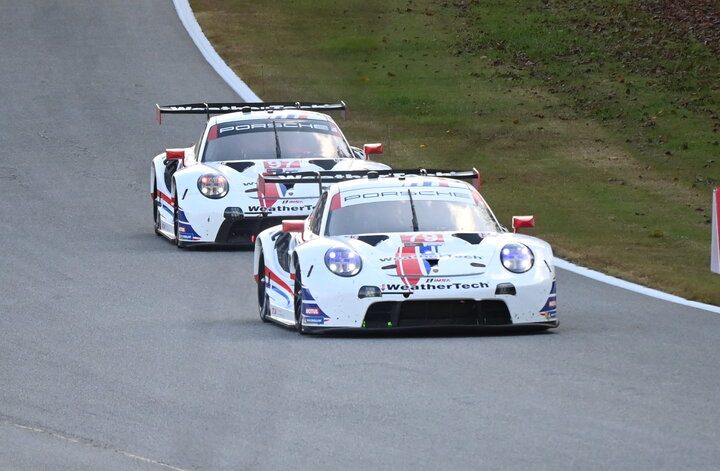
151 102 389 247
253 170 558 334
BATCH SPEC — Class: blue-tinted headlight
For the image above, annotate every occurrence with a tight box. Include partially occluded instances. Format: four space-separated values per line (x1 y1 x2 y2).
500 243 534 273
324 247 362 277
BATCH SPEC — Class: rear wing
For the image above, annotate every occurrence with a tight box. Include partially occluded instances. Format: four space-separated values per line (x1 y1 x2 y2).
258 168 482 201
155 101 347 124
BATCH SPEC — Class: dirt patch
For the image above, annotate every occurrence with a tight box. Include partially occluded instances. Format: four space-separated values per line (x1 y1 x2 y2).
641 0 720 55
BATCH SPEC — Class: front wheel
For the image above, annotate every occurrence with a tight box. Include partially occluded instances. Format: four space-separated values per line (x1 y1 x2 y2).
293 261 306 335
257 252 270 322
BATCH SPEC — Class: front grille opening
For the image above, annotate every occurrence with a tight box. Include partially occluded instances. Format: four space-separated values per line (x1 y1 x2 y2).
215 217 287 244
225 221 254 243
363 299 512 328
479 300 512 325
364 302 395 328
399 299 477 327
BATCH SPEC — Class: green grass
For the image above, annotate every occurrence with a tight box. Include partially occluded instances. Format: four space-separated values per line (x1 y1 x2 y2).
191 0 720 305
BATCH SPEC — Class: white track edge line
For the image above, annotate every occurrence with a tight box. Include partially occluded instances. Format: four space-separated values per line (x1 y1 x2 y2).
8 421 190 471
173 0 720 314
173 0 261 102
555 259 720 314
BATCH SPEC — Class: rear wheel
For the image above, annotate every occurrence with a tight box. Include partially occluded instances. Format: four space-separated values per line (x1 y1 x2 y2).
173 190 186 249
293 260 306 335
257 252 270 322
152 183 161 236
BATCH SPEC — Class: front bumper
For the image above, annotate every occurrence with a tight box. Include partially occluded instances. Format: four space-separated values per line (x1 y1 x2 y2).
300 320 559 334
179 204 308 245
300 274 557 330
214 215 287 245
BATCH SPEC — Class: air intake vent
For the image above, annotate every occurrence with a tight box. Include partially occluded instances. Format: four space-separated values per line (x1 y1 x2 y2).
224 161 256 173
309 159 337 170
452 233 483 244
356 235 389 246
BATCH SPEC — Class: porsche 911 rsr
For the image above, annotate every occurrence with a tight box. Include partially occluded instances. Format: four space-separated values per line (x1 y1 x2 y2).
253 170 558 334
150 102 389 247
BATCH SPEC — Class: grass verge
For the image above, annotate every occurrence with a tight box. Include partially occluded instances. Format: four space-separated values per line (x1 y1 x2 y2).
190 0 720 305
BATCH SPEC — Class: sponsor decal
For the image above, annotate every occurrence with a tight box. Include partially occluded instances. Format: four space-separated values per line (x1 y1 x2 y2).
379 253 483 262
301 288 331 322
540 281 558 319
343 190 471 203
216 119 338 138
177 210 202 241
247 204 314 213
381 282 490 292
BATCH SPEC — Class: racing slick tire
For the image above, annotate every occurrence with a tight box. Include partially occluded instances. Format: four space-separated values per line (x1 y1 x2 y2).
152 183 161 237
257 251 270 322
293 260 307 335
173 189 186 249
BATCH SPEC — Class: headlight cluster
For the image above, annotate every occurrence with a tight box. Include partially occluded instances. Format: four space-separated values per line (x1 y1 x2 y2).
325 247 362 277
197 174 228 199
500 243 534 273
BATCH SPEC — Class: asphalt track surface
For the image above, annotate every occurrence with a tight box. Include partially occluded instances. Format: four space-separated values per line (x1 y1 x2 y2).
1 2 719 470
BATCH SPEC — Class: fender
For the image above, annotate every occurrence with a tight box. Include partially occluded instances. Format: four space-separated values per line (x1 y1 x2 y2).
254 227 283 281
151 153 168 196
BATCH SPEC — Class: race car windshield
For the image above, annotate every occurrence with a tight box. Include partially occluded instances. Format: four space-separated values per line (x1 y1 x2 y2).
325 198 500 236
202 119 353 162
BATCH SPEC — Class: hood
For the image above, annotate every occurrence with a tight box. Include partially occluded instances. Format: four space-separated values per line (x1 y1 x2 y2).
202 158 392 208
202 158 346 206
338 231 502 279
205 157 341 179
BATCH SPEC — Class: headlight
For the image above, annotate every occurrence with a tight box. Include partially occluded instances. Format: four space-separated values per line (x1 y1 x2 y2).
325 247 362 277
197 174 228 199
500 243 534 273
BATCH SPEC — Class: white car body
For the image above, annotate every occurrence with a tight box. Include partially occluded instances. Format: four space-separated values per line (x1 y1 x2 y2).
151 102 389 246
253 173 558 333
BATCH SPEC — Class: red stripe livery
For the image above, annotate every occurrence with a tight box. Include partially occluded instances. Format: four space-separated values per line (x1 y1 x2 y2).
156 190 174 205
265 267 292 295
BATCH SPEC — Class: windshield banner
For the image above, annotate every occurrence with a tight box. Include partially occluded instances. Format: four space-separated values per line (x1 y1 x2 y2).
713 187 719 274
214 120 339 139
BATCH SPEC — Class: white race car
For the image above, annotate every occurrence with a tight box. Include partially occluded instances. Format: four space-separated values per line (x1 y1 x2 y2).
253 170 558 333
151 102 389 247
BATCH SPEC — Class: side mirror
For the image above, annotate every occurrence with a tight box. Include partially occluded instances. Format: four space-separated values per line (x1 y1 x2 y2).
282 220 305 233
165 149 185 160
362 143 383 160
512 216 535 233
